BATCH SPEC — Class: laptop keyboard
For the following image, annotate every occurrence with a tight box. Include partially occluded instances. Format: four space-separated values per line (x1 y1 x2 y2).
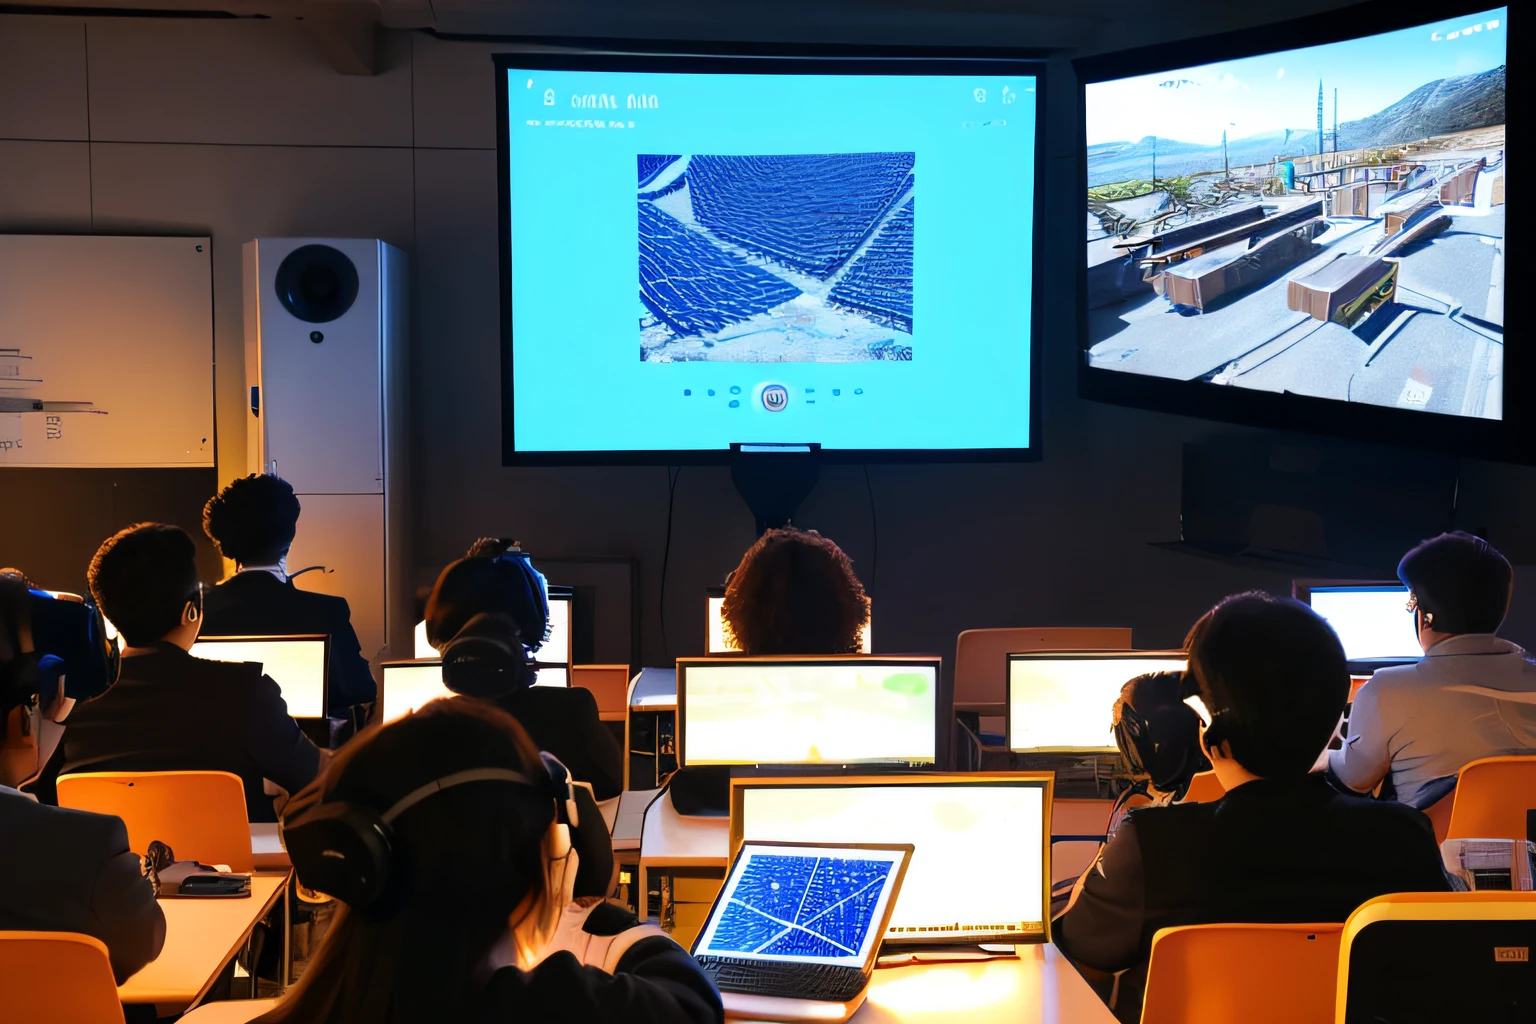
698 957 868 1002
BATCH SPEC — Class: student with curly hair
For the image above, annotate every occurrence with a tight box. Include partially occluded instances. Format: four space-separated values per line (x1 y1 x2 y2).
720 528 869 655
201 474 376 721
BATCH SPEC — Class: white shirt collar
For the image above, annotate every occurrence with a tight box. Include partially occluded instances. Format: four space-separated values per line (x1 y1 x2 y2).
1424 633 1523 657
237 564 289 584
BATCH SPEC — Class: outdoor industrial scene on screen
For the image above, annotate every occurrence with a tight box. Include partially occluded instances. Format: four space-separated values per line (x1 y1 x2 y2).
504 65 1036 453
1085 9 1505 421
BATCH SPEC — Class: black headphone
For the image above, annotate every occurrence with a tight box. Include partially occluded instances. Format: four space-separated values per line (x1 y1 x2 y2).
440 542 550 699
0 576 41 720
1112 671 1210 798
282 750 580 910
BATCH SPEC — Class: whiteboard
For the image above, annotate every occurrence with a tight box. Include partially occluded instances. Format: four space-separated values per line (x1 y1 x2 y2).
0 235 214 467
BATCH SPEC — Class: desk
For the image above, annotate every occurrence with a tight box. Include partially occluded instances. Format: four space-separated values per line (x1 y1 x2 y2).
637 789 729 921
626 668 679 789
178 998 278 1023
629 667 677 711
119 872 288 1017
730 945 1115 1024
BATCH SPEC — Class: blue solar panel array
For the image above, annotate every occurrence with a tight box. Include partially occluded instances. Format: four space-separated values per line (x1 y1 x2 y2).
638 154 682 188
709 854 891 958
830 198 914 333
638 202 802 337
687 154 915 278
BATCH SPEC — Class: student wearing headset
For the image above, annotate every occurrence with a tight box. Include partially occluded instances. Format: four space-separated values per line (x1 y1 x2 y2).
257 699 721 1024
423 540 623 800
1106 671 1210 833
53 524 322 821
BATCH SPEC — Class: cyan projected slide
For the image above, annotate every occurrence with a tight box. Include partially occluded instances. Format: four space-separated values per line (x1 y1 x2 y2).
699 848 901 964
505 67 1036 452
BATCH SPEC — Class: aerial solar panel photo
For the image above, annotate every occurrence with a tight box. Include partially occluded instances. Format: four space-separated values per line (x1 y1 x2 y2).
639 153 915 363
704 852 894 958
1085 8 1505 420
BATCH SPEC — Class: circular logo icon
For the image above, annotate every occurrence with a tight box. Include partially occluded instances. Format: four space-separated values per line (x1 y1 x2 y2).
761 384 789 412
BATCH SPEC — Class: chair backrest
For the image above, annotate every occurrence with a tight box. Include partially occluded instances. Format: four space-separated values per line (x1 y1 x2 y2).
0 931 126 1024
572 664 630 719
1446 756 1536 842
1142 922 1342 1024
1336 892 1536 1024
57 770 254 872
953 627 1133 705
1180 771 1226 804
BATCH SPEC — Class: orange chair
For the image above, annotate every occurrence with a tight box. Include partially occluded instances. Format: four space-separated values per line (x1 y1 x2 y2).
1142 922 1342 1024
57 770 255 872
1180 771 1226 804
0 931 125 1024
1445 755 1536 842
1336 892 1536 1023
572 664 631 723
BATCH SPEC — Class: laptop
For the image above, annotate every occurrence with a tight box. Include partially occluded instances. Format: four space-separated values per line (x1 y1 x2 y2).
190 634 328 720
379 658 568 724
706 587 872 654
731 774 1051 946
676 656 940 767
692 840 913 1021
1007 650 1186 753
1293 580 1423 672
414 585 574 662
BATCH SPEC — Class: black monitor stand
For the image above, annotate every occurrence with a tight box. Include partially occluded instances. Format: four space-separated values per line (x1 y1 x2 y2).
730 442 821 535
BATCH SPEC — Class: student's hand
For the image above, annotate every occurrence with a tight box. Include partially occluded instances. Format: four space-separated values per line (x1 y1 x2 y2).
539 898 674 972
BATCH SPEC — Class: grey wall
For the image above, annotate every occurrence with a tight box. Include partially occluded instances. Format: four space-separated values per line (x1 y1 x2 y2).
2 12 1533 669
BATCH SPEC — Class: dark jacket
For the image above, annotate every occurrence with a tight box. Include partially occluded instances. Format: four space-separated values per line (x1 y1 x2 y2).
57 643 322 822
1054 775 1450 1023
0 787 166 983
202 571 376 710
477 937 722 1024
495 684 624 802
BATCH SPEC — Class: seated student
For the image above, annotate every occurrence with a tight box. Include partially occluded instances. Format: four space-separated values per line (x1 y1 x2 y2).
201 474 376 720
424 540 623 801
0 579 165 984
1055 592 1449 1023
1106 671 1211 835
255 699 721 1024
1331 532 1536 808
57 523 322 822
720 527 869 654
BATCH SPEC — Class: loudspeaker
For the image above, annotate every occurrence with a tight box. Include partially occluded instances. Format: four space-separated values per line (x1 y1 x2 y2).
242 239 410 665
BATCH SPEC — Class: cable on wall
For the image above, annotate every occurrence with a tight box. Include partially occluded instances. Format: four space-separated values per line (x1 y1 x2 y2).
863 463 878 598
658 464 681 660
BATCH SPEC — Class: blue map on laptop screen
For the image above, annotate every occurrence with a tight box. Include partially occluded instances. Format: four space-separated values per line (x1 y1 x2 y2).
701 852 898 963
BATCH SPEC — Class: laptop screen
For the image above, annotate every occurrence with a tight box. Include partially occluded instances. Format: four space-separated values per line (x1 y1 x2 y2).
412 588 573 662
1008 651 1186 753
381 659 569 723
734 776 1048 944
679 657 938 766
706 593 872 654
694 842 909 967
1304 585 1422 662
190 636 327 719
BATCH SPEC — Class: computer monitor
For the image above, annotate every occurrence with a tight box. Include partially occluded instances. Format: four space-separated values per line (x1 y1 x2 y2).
1294 580 1423 667
190 635 329 719
413 586 574 662
731 774 1050 944
1007 650 1186 753
677 655 939 767
704 586 872 654
380 658 568 724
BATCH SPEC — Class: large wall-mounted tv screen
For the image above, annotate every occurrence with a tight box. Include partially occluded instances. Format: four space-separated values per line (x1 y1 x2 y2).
1080 5 1509 444
495 52 1041 463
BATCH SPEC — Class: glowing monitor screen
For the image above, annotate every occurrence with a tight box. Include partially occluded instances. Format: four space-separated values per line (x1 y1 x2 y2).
706 594 872 654
694 842 908 966
1008 652 1186 752
1307 585 1422 662
1083 8 1505 421
381 660 568 722
679 658 937 766
498 55 1040 456
412 592 572 663
736 778 1046 943
190 636 327 719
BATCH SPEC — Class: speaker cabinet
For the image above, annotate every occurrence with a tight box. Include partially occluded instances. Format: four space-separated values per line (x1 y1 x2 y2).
242 238 409 665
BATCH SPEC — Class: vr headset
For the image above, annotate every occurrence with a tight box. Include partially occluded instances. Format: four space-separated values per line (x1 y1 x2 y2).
0 573 121 714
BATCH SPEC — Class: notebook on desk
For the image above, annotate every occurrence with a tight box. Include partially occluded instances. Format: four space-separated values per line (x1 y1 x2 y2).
189 635 328 720
692 840 913 1023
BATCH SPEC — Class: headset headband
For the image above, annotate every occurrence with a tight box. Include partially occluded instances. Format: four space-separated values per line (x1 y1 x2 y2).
380 767 536 825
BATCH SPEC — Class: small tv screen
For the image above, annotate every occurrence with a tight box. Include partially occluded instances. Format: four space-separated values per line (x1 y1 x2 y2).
495 53 1041 461
1082 7 1506 426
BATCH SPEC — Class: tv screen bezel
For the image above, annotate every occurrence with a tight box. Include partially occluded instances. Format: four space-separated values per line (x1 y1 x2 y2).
1073 0 1528 463
493 46 1047 466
